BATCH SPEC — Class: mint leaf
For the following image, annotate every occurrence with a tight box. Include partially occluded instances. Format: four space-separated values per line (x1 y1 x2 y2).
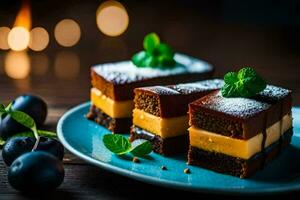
221 67 266 98
103 134 131 155
143 33 160 54
132 51 148 67
13 130 57 139
5 102 12 112
130 139 152 157
132 33 176 68
7 110 39 139
224 72 238 84
153 43 174 57
221 84 239 97
158 55 176 67
0 104 5 118
142 55 158 67
0 137 5 146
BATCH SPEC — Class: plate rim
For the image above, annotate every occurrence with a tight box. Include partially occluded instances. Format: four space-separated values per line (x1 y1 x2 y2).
57 102 300 195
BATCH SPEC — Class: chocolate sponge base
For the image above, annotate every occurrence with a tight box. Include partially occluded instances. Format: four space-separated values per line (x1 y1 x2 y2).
130 126 189 156
86 105 131 133
188 129 293 178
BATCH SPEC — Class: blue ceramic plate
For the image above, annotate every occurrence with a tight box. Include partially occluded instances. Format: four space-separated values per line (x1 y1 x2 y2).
57 102 300 194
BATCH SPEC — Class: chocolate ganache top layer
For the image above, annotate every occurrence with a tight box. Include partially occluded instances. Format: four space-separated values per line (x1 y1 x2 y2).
92 53 213 85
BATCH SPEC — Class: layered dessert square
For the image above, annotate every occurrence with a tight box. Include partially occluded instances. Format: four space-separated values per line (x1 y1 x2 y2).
130 79 224 155
188 85 293 178
87 54 214 133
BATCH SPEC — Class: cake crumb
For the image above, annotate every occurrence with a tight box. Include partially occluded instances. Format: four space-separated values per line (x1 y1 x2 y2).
161 166 167 170
133 157 140 163
85 112 94 119
184 168 191 174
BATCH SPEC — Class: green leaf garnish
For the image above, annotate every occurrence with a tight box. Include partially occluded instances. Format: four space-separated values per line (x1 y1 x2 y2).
103 134 131 155
13 130 57 139
130 139 152 157
221 67 267 98
143 33 160 54
102 134 152 157
0 137 5 146
7 110 39 139
0 130 57 147
132 32 176 68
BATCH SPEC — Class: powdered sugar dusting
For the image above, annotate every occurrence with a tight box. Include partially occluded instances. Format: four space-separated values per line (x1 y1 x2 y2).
136 79 223 96
92 53 213 84
257 85 291 102
171 79 224 94
198 91 271 119
141 86 180 95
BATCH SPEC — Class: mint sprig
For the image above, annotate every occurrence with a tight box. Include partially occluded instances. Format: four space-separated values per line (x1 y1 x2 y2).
221 67 267 98
0 103 56 148
132 32 176 68
103 134 131 155
0 130 57 147
103 134 152 157
130 139 152 157
0 137 5 146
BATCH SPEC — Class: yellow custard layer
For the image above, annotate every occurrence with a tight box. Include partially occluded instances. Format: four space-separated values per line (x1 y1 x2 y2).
91 88 134 118
189 114 292 159
133 108 188 138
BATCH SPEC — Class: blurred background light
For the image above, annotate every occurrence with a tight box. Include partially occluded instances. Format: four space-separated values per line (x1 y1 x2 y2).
8 27 30 51
54 19 81 47
96 0 129 37
54 51 80 79
0 27 11 50
4 51 31 79
29 27 49 51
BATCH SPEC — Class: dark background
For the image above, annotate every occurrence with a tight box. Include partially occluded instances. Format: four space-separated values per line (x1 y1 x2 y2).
1 0 300 106
1 1 300 199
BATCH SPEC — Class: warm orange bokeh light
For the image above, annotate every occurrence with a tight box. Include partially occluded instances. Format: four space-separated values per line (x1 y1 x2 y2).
14 0 31 30
4 51 31 79
96 0 129 37
29 27 49 51
0 27 10 50
54 19 81 47
8 0 32 51
8 27 30 51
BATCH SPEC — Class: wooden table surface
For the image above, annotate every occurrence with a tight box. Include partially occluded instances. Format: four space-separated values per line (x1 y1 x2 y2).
1 1 300 197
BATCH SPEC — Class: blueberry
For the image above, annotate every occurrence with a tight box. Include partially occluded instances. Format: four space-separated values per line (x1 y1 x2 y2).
36 137 64 161
2 137 35 166
8 151 64 192
2 136 64 166
0 94 47 139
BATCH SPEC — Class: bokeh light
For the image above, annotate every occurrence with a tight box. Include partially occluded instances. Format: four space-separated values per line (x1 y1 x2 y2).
54 51 80 79
54 19 81 47
96 0 129 37
31 53 49 75
29 27 49 51
8 27 30 51
0 27 10 50
4 51 31 79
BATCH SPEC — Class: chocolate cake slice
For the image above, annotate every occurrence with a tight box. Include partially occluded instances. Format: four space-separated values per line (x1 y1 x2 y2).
130 79 223 155
87 53 214 133
188 86 293 178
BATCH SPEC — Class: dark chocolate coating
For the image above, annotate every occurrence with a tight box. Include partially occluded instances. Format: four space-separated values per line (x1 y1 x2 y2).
134 79 224 118
189 85 292 139
91 54 214 101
